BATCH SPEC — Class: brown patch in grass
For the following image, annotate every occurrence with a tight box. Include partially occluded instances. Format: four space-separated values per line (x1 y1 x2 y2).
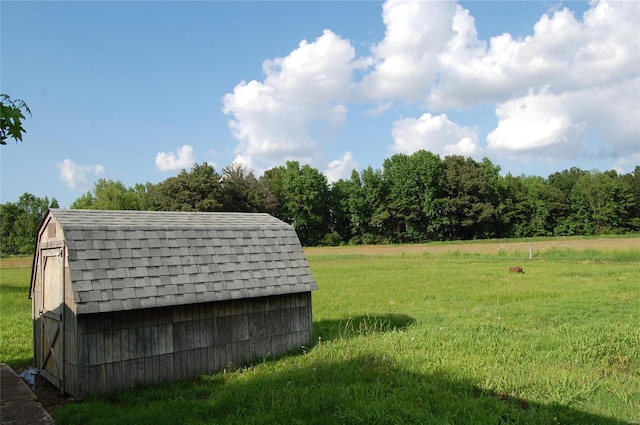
305 237 640 257
497 390 530 411
0 257 32 268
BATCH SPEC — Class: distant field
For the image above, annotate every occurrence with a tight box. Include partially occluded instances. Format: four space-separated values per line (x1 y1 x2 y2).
2 236 639 425
0 256 32 268
305 235 640 256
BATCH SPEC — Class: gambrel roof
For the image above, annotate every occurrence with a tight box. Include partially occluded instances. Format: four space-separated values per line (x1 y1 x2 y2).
38 209 317 315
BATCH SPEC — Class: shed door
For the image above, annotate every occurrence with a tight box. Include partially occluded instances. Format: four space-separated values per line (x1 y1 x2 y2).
39 247 64 391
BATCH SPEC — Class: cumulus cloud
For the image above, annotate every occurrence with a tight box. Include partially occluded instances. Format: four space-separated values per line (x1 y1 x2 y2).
487 88 579 156
488 77 640 161
324 152 359 183
615 152 640 175
223 30 363 170
155 145 195 172
391 113 483 159
429 0 640 109
573 77 640 158
385 0 638 164
358 0 457 102
230 154 260 176
57 159 105 190
222 0 639 175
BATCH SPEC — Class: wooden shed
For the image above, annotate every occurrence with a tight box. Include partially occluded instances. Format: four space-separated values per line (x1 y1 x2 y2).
30 209 318 399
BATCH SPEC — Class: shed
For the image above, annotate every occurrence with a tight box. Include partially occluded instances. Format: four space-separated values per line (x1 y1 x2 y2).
30 209 318 399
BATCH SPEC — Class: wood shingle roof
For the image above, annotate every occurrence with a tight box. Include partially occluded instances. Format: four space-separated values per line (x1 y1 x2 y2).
46 209 318 314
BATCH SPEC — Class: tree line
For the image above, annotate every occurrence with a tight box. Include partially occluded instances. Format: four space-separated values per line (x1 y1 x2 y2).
2 151 639 254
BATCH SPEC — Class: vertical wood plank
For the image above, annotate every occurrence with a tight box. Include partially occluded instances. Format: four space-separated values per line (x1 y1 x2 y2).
126 359 137 389
174 351 186 381
112 328 121 364
88 332 97 366
157 354 167 383
120 327 130 361
166 350 175 382
112 360 122 393
137 355 145 388
166 322 173 353
104 363 113 394
96 317 105 366
96 364 104 395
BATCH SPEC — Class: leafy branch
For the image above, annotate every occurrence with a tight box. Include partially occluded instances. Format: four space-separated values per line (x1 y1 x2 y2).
1 94 31 145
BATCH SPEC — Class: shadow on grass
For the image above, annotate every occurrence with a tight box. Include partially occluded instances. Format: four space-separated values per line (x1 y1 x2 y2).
52 353 632 425
314 313 416 342
0 283 32 295
5 357 34 371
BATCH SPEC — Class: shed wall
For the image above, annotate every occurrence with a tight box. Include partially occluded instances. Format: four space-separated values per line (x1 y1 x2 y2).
73 292 312 399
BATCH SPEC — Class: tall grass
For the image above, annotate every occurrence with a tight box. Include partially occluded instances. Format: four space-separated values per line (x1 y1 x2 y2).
2 241 639 424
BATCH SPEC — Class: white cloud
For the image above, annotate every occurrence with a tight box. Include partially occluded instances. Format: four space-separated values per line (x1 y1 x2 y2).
487 77 640 161
615 152 640 175
222 0 639 174
572 77 640 158
57 159 105 190
384 0 639 166
155 145 195 172
429 0 640 109
391 113 483 158
230 154 262 177
262 29 363 104
223 30 362 170
358 0 457 102
325 152 359 183
364 101 393 117
487 88 578 155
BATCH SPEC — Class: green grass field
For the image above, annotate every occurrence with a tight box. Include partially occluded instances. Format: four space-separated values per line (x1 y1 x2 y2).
1 238 639 424
0 261 33 369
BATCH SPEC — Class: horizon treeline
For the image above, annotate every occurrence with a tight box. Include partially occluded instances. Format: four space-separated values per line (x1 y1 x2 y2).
2 151 639 253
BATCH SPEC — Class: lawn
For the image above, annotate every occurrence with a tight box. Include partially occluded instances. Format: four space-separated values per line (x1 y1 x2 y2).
0 258 33 369
1 237 639 424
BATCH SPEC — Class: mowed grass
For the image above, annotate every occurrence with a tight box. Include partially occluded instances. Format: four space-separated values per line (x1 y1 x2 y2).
0 259 33 369
2 238 639 424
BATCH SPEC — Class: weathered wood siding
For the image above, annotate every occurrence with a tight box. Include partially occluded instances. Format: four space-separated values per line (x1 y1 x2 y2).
73 292 312 399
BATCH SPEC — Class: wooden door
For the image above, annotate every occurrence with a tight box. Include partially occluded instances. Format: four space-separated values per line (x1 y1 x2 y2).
39 247 64 391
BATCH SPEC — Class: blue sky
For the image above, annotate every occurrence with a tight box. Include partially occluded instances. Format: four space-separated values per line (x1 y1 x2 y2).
1 0 638 208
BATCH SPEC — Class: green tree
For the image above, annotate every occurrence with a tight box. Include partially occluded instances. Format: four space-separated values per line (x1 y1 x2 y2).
260 166 286 219
517 176 552 237
71 179 154 210
497 173 528 237
326 174 365 245
442 155 500 240
570 170 633 234
620 165 640 231
261 161 330 246
152 163 222 212
359 166 390 244
334 167 390 245
382 151 445 242
0 202 21 254
220 163 267 213
0 193 58 255
547 167 588 235
1 94 31 145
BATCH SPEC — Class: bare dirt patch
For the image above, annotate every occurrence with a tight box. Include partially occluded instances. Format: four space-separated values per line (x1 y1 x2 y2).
33 374 74 413
15 367 75 414
305 237 640 257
